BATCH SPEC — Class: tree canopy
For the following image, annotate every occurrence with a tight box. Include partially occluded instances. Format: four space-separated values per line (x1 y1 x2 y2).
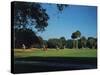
14 2 49 32
14 28 40 48
13 2 97 50
71 30 81 40
13 2 68 48
14 2 68 31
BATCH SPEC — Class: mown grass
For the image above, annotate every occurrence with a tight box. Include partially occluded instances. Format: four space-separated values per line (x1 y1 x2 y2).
14 48 97 58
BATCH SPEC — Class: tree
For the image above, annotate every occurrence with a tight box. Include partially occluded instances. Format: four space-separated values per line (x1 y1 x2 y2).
13 2 68 48
15 28 40 48
47 37 66 49
75 30 81 48
71 30 81 49
80 36 87 48
66 39 73 48
71 32 77 48
94 38 97 49
47 38 58 48
86 37 96 49
13 2 50 48
14 2 49 31
36 36 44 48
13 2 68 31
57 4 68 12
60 37 67 49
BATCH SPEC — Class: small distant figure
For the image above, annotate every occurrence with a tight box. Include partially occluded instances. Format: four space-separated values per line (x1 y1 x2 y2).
45 45 48 51
56 45 59 50
43 45 48 51
63 45 66 49
22 44 26 50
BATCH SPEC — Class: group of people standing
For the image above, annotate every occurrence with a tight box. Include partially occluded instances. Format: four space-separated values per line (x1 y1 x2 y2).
22 44 48 51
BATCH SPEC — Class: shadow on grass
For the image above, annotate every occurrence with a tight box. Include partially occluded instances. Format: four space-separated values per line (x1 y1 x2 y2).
12 57 97 74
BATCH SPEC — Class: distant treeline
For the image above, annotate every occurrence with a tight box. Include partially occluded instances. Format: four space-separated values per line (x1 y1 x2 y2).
45 37 97 49
13 2 97 50
14 29 97 49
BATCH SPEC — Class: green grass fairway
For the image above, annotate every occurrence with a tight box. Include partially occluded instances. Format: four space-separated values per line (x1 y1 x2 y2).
14 48 97 58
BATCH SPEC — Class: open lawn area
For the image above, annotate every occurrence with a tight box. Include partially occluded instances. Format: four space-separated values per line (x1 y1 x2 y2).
14 48 97 58
14 48 97 73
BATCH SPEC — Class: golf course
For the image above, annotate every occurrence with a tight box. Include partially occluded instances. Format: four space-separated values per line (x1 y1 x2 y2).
14 48 97 58
12 2 97 74
13 48 97 74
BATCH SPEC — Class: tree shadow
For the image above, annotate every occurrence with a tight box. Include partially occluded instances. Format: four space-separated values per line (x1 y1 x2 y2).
12 56 97 74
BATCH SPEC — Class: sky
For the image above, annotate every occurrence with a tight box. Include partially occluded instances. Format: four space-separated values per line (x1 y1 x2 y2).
37 3 97 40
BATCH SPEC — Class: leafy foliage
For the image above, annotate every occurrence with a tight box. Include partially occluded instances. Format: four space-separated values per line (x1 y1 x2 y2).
14 2 49 32
13 2 69 49
71 30 81 48
86 37 97 49
13 2 97 50
57 4 68 12
47 37 67 49
15 28 40 48
80 36 87 48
